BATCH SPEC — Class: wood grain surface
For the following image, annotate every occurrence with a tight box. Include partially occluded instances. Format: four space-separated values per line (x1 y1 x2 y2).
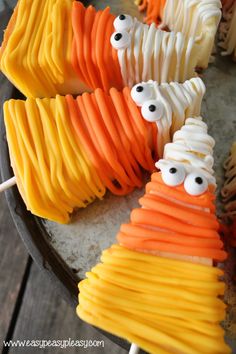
0 192 29 352
9 261 127 354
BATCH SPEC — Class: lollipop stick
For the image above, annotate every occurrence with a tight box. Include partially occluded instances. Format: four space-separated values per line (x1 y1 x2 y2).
129 343 139 354
0 176 16 192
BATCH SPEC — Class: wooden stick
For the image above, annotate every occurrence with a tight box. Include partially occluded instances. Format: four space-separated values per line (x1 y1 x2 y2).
129 343 139 354
0 176 16 192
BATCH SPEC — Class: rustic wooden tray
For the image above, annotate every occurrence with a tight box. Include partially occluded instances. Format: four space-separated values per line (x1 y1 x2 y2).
1 0 236 352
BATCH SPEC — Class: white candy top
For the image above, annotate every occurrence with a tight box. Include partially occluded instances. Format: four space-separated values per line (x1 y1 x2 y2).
110 15 198 87
160 0 222 68
163 117 216 185
130 77 206 156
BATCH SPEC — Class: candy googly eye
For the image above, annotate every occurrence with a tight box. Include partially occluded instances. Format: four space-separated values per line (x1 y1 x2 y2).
114 14 133 31
161 164 186 187
131 83 154 106
141 100 164 122
184 172 208 196
110 31 131 50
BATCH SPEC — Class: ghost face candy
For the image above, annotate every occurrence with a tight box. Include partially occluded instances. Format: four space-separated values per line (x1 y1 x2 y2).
4 78 204 223
0 1 200 98
118 163 226 263
130 77 206 156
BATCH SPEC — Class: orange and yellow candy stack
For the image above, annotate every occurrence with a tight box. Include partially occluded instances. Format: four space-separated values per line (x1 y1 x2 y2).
77 117 230 353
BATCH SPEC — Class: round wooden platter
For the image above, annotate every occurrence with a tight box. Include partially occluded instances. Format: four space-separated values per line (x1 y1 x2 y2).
1 0 236 352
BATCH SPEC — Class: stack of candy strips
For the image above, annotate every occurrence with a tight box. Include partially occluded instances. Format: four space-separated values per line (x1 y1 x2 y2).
3 88 157 223
78 244 229 353
130 78 206 156
0 0 202 98
222 142 236 246
219 0 236 60
77 116 230 353
0 0 79 97
71 2 122 92
136 0 222 68
3 78 206 223
4 95 104 223
77 167 229 353
0 0 122 97
110 14 199 87
118 171 226 261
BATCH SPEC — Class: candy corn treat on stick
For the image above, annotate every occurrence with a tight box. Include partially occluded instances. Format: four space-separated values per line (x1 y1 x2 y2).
219 0 236 60
1 0 205 98
221 142 236 245
2 79 205 223
77 116 230 353
137 0 222 68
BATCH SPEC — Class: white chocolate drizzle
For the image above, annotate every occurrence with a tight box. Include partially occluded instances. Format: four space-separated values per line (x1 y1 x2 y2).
160 0 222 68
131 77 206 157
111 16 199 87
163 117 216 186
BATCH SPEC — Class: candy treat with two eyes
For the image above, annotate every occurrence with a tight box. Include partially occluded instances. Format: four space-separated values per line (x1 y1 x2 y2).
219 0 236 60
130 77 206 156
222 142 236 245
117 161 226 263
1 0 205 98
3 78 205 223
163 116 216 186
137 0 222 68
77 155 230 353
118 115 219 260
